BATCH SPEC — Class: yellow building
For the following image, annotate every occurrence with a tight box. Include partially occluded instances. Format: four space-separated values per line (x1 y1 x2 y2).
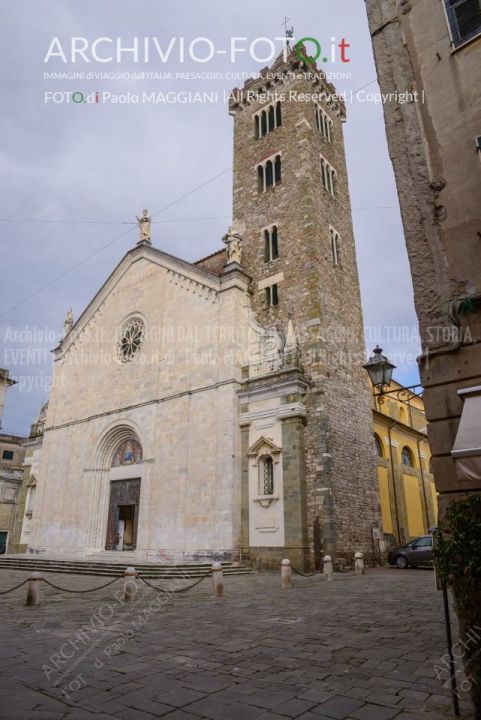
372 380 438 546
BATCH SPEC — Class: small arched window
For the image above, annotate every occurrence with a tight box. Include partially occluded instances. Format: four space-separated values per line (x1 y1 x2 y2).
268 105 275 132
257 155 281 193
261 111 267 136
257 164 264 193
262 456 274 495
275 101 282 127
265 160 274 188
401 446 415 468
374 434 384 458
264 225 279 262
274 155 282 185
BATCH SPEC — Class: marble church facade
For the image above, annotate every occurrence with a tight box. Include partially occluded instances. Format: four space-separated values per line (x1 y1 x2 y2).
28 49 380 568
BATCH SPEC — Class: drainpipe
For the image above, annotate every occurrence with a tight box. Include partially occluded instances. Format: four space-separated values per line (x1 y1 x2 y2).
387 422 401 543
417 439 431 531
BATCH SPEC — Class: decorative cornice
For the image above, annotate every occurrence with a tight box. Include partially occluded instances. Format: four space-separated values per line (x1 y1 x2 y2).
240 402 307 425
166 268 218 304
54 244 228 359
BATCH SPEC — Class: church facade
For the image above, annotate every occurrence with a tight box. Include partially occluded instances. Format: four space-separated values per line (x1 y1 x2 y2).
29 50 380 568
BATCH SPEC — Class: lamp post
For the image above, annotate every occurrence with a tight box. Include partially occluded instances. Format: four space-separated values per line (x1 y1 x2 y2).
363 347 423 404
363 346 396 394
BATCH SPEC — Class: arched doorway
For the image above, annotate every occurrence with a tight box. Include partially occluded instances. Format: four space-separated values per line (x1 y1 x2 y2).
89 424 144 553
105 438 143 551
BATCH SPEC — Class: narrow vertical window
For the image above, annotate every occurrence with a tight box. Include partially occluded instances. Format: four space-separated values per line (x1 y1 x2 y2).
330 227 341 266
264 229 270 262
274 155 282 185
268 105 275 133
261 111 267 137
317 106 333 142
321 159 326 188
255 115 260 139
265 284 279 307
276 101 282 128
263 456 274 495
271 226 279 259
272 283 278 306
258 164 265 193
326 166 331 194
265 160 274 189
263 226 280 262
321 156 336 196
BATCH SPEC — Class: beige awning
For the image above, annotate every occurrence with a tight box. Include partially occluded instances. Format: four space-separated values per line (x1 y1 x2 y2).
452 386 481 481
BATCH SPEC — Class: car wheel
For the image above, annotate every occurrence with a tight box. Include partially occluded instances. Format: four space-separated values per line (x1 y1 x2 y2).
395 555 408 569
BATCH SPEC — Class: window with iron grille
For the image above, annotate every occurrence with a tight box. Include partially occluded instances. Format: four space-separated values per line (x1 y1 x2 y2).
445 0 481 46
262 456 274 495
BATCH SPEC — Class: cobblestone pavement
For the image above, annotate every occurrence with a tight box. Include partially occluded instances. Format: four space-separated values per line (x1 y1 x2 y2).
0 567 476 720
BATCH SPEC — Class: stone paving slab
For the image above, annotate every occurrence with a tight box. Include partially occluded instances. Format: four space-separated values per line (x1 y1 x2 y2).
0 568 476 719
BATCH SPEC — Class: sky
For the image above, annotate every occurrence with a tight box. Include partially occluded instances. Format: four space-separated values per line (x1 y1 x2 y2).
0 0 421 436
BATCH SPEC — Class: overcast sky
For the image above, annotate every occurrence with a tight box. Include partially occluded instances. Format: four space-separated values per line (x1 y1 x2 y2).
0 0 421 436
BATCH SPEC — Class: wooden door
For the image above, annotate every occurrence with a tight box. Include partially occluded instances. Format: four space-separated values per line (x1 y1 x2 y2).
105 478 140 550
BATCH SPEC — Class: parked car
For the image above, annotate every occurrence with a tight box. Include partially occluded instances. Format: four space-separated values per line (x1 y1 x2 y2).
388 535 433 569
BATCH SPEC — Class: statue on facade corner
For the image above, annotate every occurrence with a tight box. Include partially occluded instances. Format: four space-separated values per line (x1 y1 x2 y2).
136 209 152 244
222 226 242 264
63 308 74 337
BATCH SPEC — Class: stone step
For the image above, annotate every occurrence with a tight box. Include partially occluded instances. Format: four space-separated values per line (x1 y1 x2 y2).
0 557 253 578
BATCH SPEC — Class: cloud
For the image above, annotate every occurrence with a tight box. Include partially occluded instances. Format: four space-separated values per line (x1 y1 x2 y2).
0 0 420 434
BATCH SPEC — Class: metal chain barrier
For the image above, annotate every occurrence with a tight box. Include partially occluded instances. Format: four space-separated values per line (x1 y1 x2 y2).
0 579 31 595
41 576 122 593
139 572 211 594
291 566 320 578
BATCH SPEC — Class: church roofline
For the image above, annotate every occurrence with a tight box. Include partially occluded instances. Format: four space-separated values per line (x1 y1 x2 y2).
194 247 225 264
54 241 250 356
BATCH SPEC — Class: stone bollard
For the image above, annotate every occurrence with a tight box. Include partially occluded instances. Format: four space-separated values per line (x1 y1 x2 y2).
281 558 292 589
354 552 365 576
212 562 224 598
26 571 42 606
123 567 138 603
323 555 333 582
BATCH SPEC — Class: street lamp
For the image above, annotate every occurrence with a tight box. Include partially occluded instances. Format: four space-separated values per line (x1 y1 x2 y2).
363 346 396 392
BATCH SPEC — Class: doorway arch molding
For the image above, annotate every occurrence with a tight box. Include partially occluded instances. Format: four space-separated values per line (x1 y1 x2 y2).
94 419 144 470
88 419 145 551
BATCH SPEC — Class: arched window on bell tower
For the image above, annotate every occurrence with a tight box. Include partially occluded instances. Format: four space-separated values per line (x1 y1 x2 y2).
263 225 279 262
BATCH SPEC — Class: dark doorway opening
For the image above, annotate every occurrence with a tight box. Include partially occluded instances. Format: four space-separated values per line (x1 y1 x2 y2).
105 478 140 551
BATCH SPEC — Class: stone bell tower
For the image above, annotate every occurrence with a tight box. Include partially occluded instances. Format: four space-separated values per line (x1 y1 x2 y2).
229 48 380 565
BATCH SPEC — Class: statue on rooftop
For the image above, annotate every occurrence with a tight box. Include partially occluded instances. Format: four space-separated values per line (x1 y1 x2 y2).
136 209 152 245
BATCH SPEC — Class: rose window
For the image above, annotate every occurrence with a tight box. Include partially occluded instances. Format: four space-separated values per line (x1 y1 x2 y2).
117 318 145 363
